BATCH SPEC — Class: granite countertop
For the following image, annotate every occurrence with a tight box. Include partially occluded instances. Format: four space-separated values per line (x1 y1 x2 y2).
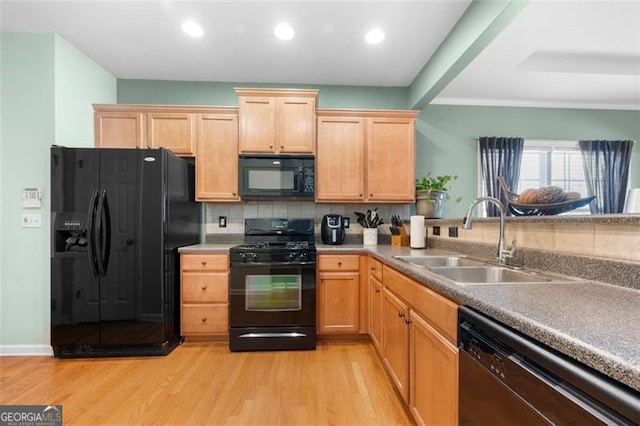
180 242 640 391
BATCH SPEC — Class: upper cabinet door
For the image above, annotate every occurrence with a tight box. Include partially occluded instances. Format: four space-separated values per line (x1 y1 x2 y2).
94 111 144 149
316 116 365 201
238 97 275 153
367 117 416 202
146 112 195 156
236 88 318 155
276 97 316 154
195 113 240 202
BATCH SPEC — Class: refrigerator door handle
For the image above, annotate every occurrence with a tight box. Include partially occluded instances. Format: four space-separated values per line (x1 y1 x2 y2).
87 190 99 277
96 190 112 277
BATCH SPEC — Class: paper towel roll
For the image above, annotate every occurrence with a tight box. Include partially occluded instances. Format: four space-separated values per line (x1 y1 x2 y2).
410 215 426 248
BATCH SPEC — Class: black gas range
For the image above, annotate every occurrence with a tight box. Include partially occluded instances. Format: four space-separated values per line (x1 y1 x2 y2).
228 219 317 352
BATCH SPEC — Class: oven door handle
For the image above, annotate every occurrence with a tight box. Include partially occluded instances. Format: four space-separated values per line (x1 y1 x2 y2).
230 261 316 268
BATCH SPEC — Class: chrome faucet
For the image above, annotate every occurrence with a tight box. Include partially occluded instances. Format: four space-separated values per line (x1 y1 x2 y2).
464 197 516 266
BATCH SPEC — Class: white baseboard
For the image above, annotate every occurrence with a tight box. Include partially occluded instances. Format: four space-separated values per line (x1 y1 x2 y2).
0 345 53 356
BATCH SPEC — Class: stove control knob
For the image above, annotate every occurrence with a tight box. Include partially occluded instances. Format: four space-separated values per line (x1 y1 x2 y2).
250 253 258 262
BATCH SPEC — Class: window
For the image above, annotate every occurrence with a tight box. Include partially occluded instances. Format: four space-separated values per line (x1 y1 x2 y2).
517 140 589 214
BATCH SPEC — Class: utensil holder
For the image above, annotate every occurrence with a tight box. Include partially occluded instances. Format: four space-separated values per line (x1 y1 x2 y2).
363 228 378 246
391 235 402 247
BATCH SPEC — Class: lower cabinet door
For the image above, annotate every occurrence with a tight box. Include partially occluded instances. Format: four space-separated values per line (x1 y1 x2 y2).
382 288 410 402
182 305 228 335
410 310 459 426
318 271 360 333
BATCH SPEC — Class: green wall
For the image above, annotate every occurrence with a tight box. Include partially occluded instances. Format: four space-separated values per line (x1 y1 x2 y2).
0 32 116 353
117 80 409 109
417 105 640 217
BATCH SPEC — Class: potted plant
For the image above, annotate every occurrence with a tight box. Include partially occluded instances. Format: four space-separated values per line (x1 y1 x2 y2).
415 173 460 218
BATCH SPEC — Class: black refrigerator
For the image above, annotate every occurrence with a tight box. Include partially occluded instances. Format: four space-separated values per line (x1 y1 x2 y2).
50 147 201 358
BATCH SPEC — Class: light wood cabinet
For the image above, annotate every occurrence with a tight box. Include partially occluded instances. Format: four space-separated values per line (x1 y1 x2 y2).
316 116 365 201
367 117 416 201
94 104 211 156
236 88 318 154
317 254 361 334
369 257 383 350
94 110 144 149
180 253 229 338
195 113 240 201
146 112 194 156
382 287 410 402
410 310 458 426
381 264 459 425
316 109 419 203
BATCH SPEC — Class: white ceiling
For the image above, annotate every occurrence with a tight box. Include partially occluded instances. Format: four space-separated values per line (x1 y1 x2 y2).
1 0 639 110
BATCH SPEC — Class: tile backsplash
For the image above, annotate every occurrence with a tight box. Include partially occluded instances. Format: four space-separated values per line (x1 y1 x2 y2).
204 201 411 236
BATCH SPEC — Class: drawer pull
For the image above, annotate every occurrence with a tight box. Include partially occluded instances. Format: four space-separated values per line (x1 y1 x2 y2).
201 317 207 322
201 260 207 266
201 285 207 291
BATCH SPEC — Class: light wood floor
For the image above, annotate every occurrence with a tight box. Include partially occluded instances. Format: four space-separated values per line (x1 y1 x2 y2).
0 341 413 425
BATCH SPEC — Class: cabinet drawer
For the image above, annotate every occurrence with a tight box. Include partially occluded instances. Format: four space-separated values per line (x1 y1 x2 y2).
369 257 383 281
318 254 360 271
181 254 229 271
182 304 228 335
182 272 228 303
383 265 459 344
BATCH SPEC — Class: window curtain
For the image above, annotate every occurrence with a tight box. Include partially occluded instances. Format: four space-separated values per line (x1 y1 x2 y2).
479 136 524 216
579 140 634 214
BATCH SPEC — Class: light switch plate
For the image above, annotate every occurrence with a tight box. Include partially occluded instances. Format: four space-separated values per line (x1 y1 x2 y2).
22 213 42 228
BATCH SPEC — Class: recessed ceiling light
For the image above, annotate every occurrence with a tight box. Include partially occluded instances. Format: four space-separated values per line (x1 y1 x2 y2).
182 21 203 38
274 23 295 41
365 28 385 45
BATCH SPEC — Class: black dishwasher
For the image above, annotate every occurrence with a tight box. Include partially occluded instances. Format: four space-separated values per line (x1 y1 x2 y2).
459 306 639 425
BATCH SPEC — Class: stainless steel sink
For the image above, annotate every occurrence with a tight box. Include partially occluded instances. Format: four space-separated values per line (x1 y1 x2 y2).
429 266 581 285
394 255 484 268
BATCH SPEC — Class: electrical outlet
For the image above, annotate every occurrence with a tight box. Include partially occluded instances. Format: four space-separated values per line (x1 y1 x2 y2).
22 213 42 228
432 225 441 236
219 216 227 228
448 226 458 238
343 217 350 228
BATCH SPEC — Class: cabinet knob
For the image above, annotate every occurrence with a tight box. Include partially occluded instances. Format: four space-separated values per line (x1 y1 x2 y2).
370 266 376 271
201 285 207 291
201 260 207 266
405 318 412 325
232 192 237 196
359 193 363 197
280 145 284 149
375 288 381 293
269 145 274 149
370 193 374 197
201 317 207 322
398 312 405 318
337 261 342 266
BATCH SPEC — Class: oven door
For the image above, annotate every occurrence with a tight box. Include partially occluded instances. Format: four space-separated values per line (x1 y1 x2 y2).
229 262 316 350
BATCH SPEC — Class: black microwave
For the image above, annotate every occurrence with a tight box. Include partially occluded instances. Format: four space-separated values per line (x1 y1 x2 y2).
239 155 314 199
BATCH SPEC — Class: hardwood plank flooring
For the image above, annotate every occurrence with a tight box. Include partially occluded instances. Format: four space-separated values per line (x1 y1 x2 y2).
0 341 413 425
